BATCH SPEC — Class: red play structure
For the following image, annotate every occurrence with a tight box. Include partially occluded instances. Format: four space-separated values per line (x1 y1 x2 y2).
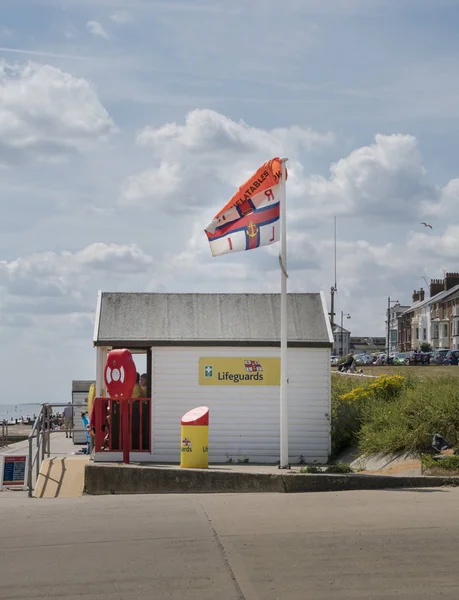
90 349 151 463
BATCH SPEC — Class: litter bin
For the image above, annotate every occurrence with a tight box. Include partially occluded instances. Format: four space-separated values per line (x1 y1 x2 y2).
180 406 209 469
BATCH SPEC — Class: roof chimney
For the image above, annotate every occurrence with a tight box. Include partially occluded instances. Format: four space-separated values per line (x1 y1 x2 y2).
445 272 459 291
412 290 421 303
430 279 444 297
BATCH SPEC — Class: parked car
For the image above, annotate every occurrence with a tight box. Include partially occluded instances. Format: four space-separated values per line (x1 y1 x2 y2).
331 356 339 366
390 352 406 366
354 354 373 365
373 353 387 366
443 350 459 365
433 349 449 365
407 351 431 365
354 354 366 365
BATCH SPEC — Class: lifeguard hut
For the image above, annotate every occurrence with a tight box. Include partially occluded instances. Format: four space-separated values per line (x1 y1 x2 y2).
92 291 333 464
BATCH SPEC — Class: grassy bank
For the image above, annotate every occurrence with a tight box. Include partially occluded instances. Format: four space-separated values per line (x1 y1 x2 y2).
331 372 459 456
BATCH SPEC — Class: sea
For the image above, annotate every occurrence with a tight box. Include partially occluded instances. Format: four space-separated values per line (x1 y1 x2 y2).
0 403 43 423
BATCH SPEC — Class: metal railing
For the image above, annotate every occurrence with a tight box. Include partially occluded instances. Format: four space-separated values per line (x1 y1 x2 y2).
1 420 8 447
27 403 78 498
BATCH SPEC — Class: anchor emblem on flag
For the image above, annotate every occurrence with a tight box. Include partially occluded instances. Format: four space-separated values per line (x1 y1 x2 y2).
246 221 258 238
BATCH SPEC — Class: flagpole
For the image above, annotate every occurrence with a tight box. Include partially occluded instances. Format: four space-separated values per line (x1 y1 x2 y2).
279 157 289 468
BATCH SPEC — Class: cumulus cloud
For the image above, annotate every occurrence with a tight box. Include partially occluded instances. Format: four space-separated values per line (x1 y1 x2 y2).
0 240 154 400
136 109 334 156
422 178 459 218
109 10 132 24
287 132 457 226
0 61 115 164
122 112 451 232
0 243 154 322
121 109 334 210
86 20 109 39
293 134 435 223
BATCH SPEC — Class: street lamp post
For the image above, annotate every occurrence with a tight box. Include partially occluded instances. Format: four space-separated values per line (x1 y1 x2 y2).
340 311 351 356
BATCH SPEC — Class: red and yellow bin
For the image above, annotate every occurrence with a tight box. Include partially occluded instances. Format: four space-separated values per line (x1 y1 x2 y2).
180 406 209 469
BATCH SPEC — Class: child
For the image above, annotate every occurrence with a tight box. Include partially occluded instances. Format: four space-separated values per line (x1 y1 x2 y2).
81 412 91 455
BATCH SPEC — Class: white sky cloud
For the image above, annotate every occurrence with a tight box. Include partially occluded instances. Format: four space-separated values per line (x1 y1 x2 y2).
291 134 436 224
122 109 334 209
109 10 132 24
0 60 115 164
86 20 109 39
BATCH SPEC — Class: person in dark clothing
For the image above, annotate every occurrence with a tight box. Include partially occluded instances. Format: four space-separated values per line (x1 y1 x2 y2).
338 352 355 372
42 403 53 430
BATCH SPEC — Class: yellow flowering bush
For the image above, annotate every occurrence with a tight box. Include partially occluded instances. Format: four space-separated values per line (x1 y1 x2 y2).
334 372 459 455
332 374 406 454
368 374 405 399
340 387 372 404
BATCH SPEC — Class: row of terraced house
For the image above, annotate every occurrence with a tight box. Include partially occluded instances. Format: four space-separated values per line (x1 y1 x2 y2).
388 273 459 353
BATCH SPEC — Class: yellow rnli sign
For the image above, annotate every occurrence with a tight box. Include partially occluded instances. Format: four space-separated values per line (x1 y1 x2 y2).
199 357 280 386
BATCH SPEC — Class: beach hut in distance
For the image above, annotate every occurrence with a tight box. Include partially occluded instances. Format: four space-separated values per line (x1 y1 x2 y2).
92 292 333 464
71 380 94 445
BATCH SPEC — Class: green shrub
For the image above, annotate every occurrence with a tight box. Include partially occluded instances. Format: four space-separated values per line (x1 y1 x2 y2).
326 462 353 474
299 462 353 474
358 376 459 454
300 465 321 473
331 374 408 455
331 375 373 454
421 454 459 471
332 372 459 456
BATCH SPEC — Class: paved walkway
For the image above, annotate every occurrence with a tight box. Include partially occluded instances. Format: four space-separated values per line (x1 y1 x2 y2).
0 431 82 456
1 488 458 599
34 456 89 499
1 433 87 498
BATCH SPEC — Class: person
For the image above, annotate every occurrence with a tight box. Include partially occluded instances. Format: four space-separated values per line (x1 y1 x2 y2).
81 411 91 455
338 352 355 372
101 404 111 451
42 403 53 430
63 402 73 439
132 372 145 398
140 373 148 397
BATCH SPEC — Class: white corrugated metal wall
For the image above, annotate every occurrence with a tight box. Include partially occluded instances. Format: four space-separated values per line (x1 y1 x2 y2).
151 346 330 464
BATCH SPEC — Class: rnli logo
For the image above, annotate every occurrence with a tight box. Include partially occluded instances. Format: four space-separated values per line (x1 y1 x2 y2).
182 438 192 453
246 221 258 238
244 360 263 372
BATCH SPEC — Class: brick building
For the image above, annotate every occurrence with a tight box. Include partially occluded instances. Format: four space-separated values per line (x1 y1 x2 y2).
397 273 459 351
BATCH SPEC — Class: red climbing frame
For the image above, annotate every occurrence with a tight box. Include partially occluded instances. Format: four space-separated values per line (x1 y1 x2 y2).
91 397 151 463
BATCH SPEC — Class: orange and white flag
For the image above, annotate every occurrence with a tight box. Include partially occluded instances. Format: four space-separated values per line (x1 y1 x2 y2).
204 157 287 257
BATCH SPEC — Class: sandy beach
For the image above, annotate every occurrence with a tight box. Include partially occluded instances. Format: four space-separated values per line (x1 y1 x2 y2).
1 422 33 445
4 423 32 435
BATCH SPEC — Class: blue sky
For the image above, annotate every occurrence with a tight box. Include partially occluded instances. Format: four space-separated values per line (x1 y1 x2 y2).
1 0 459 402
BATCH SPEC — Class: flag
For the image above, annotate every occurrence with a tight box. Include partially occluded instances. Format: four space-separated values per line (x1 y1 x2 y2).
204 157 287 257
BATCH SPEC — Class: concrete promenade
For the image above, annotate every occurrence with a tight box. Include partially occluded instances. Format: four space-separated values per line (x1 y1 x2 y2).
1 488 459 599
0 431 79 456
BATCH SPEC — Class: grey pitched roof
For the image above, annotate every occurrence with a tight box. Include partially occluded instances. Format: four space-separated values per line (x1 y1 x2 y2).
94 292 333 348
333 324 350 334
72 380 94 392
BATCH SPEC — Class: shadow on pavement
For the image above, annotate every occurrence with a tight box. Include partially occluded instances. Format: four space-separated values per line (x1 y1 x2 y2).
386 488 449 493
